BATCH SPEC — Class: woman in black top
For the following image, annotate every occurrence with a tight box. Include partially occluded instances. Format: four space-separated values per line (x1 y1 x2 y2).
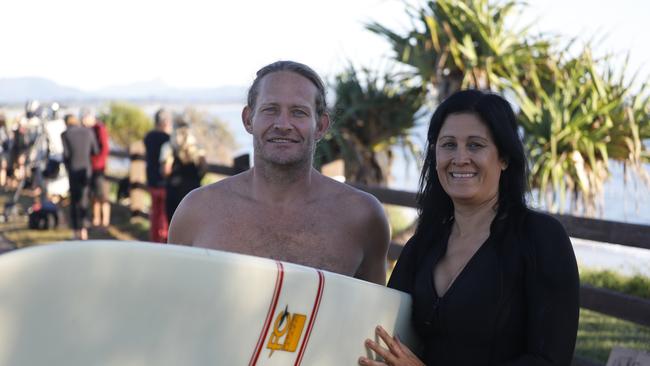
360 90 579 366
161 121 206 224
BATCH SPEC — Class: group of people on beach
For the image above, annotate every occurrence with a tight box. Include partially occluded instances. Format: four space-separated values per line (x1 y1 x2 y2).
164 60 580 365
0 104 110 236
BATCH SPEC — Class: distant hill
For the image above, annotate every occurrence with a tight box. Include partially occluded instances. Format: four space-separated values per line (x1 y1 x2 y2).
0 77 247 104
0 77 86 103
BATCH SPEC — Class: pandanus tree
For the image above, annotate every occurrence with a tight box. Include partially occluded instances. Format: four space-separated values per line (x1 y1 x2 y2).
511 47 650 215
316 66 425 186
366 0 548 101
367 0 650 216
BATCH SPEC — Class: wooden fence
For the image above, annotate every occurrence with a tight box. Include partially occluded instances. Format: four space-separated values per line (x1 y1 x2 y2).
112 151 649 366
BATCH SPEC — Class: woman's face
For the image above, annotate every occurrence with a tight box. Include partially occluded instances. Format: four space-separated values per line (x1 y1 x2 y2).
435 113 507 207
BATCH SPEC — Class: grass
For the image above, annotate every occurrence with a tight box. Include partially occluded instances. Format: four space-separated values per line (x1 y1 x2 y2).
0 188 148 247
580 268 650 300
575 267 650 363
576 309 650 363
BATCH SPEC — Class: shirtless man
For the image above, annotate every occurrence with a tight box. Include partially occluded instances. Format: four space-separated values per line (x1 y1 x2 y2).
168 61 390 284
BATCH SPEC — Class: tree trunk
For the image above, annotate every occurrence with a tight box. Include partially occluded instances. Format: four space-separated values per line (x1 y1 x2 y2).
342 135 393 187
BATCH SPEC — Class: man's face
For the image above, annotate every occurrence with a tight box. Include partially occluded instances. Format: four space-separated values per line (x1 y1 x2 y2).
242 71 329 167
81 115 96 127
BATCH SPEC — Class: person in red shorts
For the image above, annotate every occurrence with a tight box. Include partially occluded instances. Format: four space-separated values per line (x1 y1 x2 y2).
144 109 172 242
81 108 111 227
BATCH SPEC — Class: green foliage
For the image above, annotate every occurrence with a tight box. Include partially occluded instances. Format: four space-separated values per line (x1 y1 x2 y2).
317 66 425 185
367 0 549 100
383 204 417 236
100 102 153 149
513 47 650 213
177 107 238 164
580 268 650 300
368 0 650 214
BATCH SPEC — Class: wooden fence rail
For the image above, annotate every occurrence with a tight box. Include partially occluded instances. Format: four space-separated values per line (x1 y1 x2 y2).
109 151 650 354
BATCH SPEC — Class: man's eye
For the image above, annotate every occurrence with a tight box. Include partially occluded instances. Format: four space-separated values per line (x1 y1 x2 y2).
293 110 308 117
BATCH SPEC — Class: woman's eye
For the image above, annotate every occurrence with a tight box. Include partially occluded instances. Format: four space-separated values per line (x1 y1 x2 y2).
468 142 484 149
440 142 456 149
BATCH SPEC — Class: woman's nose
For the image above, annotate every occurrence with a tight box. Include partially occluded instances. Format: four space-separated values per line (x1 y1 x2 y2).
452 147 470 165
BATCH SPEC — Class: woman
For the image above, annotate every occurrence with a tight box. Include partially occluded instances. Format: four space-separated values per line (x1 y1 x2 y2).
360 90 579 365
161 121 207 224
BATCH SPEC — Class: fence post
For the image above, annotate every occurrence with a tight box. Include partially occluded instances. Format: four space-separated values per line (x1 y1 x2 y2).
128 141 147 218
233 154 250 174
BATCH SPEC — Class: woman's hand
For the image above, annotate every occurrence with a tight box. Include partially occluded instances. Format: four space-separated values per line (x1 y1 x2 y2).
358 325 425 366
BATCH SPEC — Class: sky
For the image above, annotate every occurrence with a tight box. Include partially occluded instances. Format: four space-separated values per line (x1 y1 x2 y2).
1 0 648 91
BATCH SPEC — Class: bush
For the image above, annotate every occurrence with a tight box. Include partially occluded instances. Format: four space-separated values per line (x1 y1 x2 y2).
580 268 650 299
100 102 153 149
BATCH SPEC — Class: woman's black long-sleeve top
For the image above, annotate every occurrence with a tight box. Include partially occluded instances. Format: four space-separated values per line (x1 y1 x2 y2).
388 209 580 366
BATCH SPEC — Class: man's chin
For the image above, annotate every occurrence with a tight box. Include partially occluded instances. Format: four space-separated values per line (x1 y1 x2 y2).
260 153 309 167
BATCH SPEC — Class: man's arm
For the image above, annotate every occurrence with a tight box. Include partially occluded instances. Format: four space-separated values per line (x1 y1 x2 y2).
353 193 391 285
167 189 201 246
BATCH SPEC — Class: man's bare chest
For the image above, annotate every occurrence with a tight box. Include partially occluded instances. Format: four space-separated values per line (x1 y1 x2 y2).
194 207 363 275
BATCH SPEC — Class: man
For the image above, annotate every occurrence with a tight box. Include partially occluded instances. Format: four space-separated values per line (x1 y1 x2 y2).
168 61 390 284
81 108 110 227
61 114 98 240
144 109 172 242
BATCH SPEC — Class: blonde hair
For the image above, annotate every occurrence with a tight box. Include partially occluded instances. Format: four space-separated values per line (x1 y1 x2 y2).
171 125 204 165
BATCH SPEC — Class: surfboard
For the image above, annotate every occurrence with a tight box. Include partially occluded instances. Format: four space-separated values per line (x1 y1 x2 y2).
0 241 416 365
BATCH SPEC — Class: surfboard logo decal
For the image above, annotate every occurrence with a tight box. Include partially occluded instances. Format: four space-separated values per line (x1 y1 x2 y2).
249 261 284 366
294 269 325 366
266 305 307 356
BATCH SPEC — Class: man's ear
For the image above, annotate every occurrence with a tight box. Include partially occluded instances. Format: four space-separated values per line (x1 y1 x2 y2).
242 106 253 134
315 113 331 141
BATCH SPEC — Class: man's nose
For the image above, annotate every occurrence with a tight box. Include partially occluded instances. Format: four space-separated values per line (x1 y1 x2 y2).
273 111 293 131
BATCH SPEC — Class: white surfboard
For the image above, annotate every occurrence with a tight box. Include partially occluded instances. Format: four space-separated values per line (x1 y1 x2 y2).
0 241 416 365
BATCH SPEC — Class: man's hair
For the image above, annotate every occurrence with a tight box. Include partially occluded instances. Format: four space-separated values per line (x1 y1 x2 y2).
64 114 78 125
154 108 172 126
247 60 327 117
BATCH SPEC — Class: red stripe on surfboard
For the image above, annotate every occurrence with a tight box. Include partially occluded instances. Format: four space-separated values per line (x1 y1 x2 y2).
249 261 284 366
294 269 325 366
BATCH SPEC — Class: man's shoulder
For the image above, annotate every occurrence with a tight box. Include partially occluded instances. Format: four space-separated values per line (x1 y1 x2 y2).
316 175 384 215
144 130 168 143
186 172 249 204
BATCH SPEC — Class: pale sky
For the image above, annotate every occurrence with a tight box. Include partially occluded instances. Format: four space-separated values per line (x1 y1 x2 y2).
1 0 647 91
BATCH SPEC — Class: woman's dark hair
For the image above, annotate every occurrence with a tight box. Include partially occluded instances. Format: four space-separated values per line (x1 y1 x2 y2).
414 89 528 239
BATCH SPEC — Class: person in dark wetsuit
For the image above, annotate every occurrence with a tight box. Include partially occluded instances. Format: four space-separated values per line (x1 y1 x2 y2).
61 114 98 240
144 109 171 243
360 90 579 366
